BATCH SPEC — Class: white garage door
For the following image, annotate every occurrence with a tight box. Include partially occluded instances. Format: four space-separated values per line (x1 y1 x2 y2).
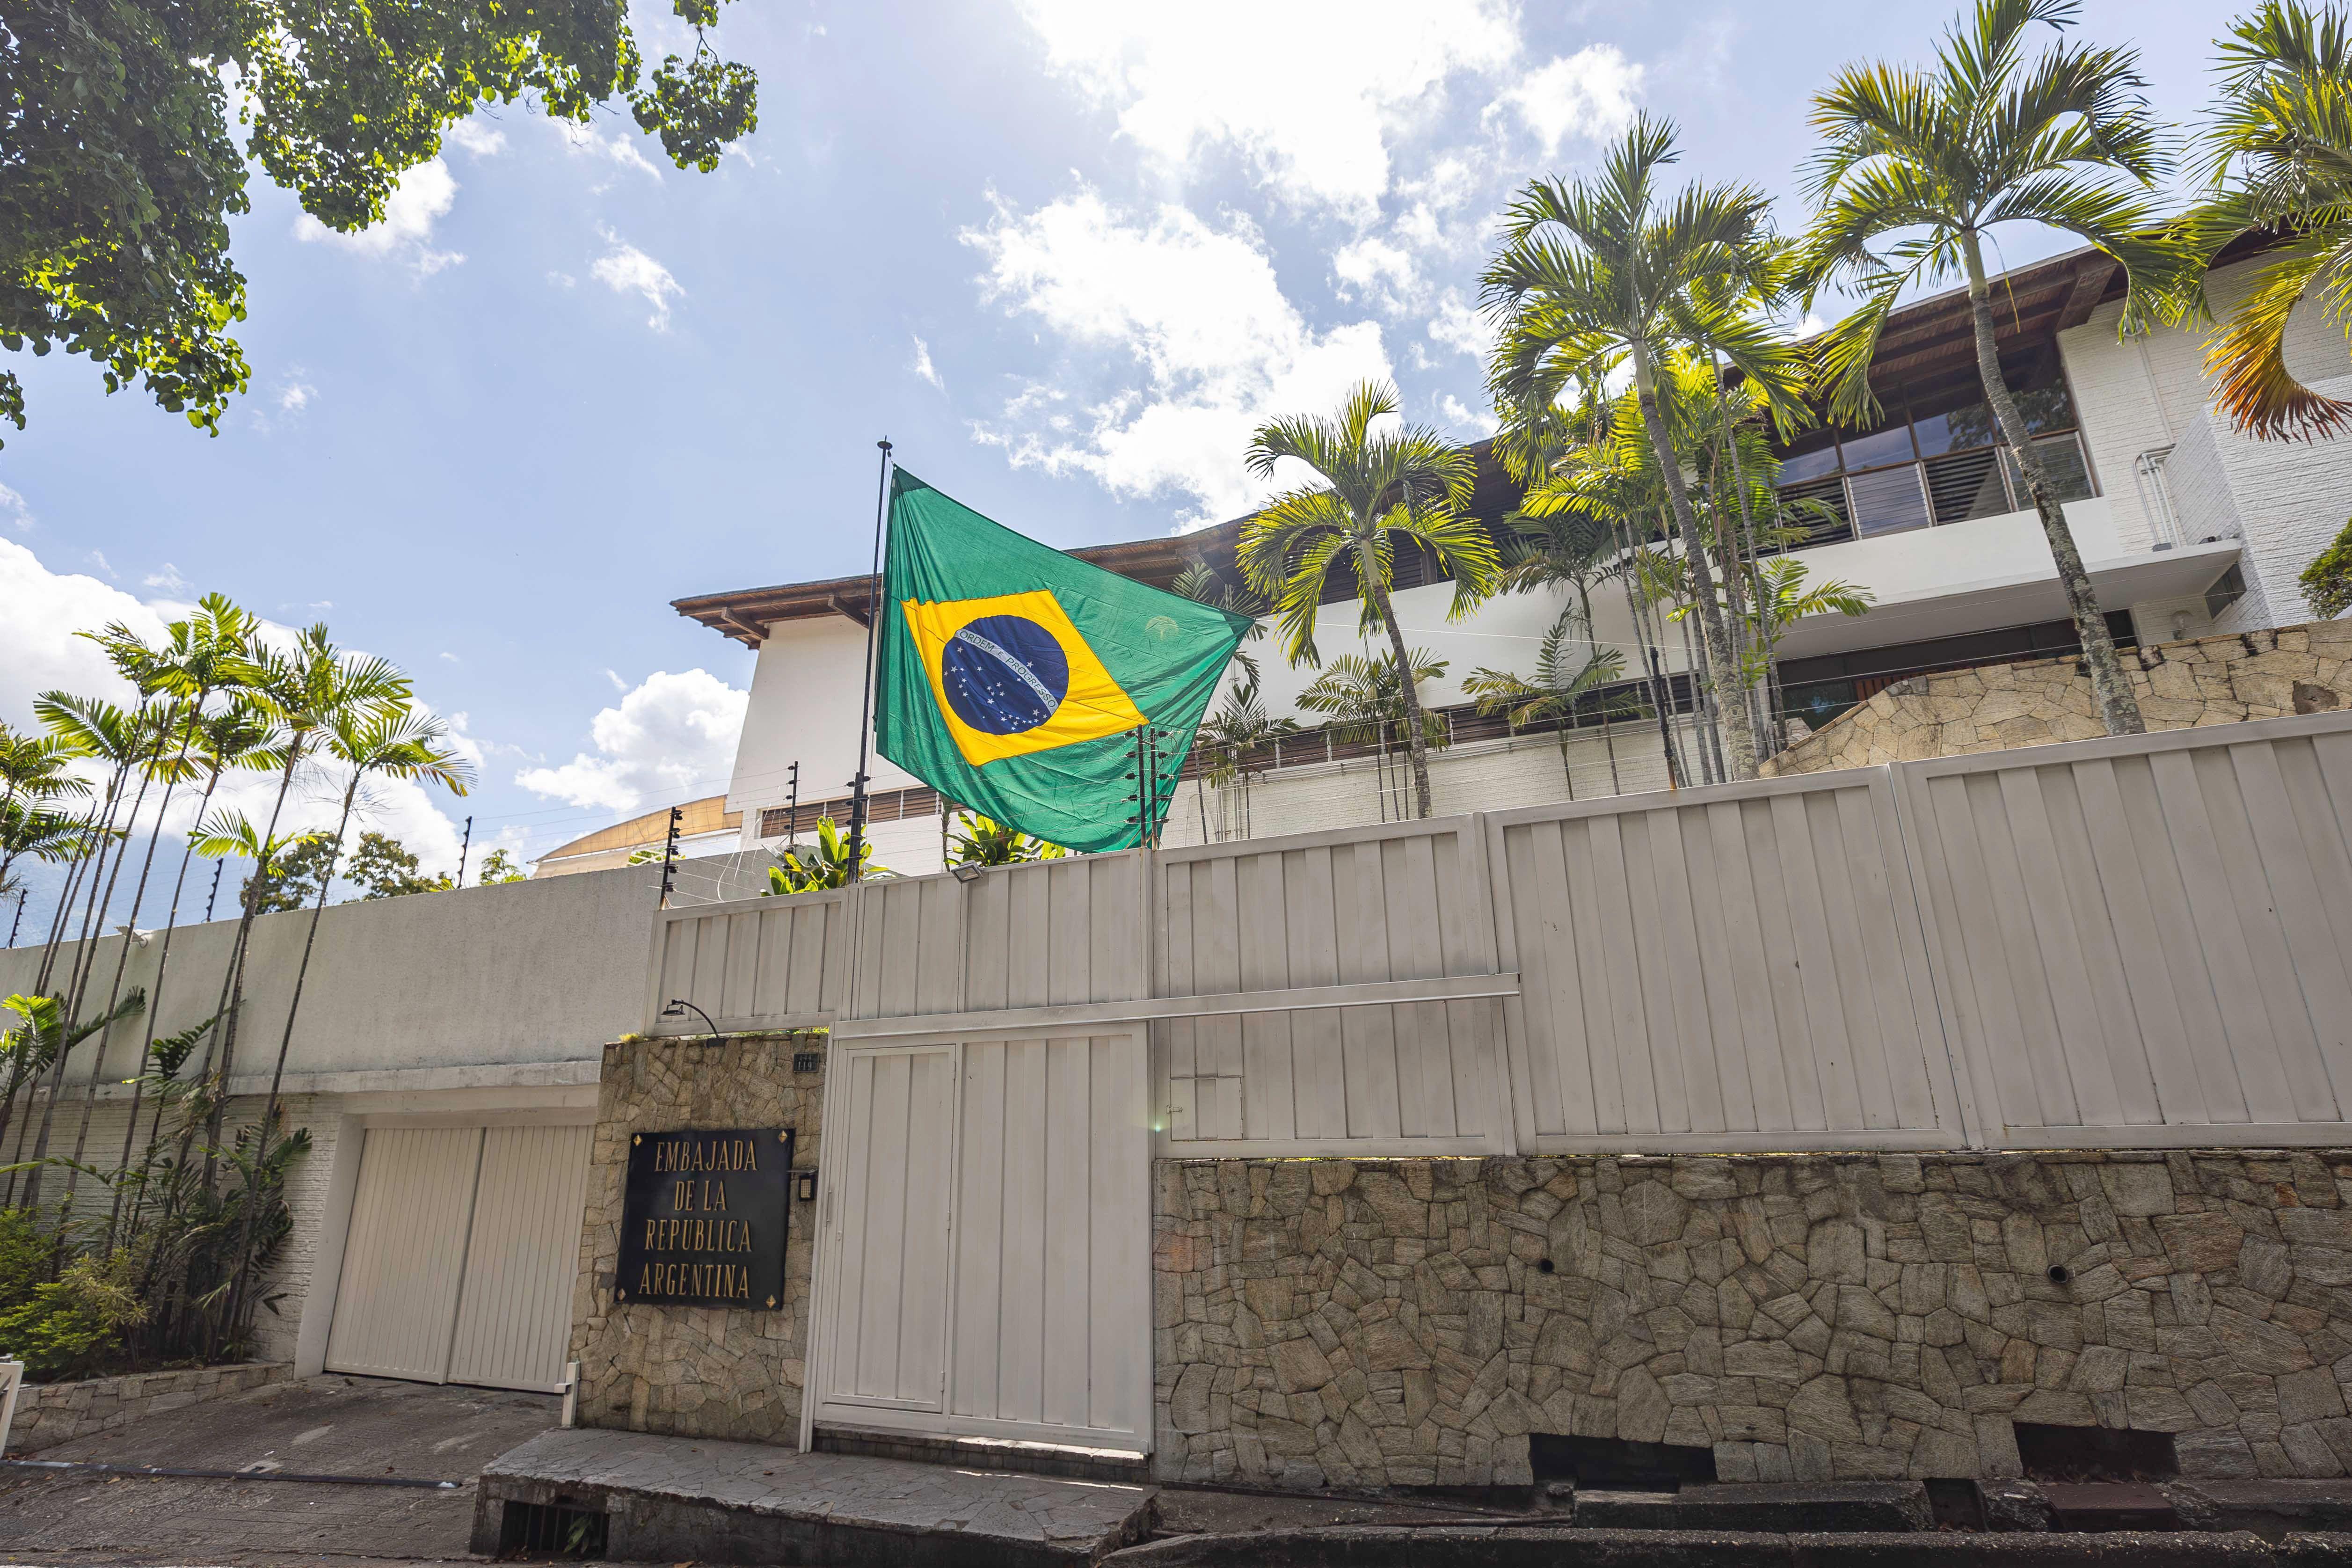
325 1123 592 1393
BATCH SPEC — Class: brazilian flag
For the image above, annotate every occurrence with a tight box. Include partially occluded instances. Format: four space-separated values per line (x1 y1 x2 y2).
874 470 1252 853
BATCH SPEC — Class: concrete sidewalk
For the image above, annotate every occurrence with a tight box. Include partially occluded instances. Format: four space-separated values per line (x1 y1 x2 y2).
0 1374 557 1566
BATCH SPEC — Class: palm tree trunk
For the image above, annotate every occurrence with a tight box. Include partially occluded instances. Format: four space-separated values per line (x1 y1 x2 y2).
1361 543 1434 819
201 753 300 1190
110 765 223 1251
1962 232 2144 736
21 768 134 1215
66 764 180 1200
1610 517 1684 788
233 787 353 1305
1631 344 1759 778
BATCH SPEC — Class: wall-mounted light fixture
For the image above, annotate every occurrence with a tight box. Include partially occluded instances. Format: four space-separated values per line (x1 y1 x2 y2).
949 861 982 885
660 998 721 1039
795 1167 820 1202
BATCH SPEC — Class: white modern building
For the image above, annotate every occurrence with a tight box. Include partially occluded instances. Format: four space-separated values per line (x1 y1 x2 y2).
677 242 2349 875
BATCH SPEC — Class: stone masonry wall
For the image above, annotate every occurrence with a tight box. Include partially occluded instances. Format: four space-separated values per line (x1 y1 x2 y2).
1153 1151 2352 1491
1761 620 2352 777
9 1362 287 1454
568 1035 824 1446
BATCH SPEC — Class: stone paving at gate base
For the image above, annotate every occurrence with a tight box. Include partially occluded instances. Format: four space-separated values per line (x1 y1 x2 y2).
475 1427 1156 1566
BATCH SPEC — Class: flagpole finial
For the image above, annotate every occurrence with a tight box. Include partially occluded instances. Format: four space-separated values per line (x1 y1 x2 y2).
878 438 893 454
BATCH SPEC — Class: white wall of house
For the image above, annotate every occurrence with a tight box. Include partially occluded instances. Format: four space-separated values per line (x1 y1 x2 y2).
2063 254 2352 637
728 615 920 851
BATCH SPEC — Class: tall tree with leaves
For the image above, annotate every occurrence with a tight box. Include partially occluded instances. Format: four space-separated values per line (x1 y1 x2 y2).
1296 649 1453 820
3 0 758 446
1238 382 1497 819
1799 0 2177 735
1484 116 1809 780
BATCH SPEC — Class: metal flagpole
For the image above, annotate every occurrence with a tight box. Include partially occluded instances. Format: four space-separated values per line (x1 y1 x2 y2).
846 440 893 879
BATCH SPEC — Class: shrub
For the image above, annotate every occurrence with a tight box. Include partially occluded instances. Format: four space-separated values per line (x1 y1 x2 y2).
2303 515 2352 621
0 1254 149 1380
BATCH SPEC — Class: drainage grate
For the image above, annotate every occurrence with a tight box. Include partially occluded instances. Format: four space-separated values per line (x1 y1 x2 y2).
2015 1422 2179 1483
499 1500 608 1559
1529 1432 1717 1491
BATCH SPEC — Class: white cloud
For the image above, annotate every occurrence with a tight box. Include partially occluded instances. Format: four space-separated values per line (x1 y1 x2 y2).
1439 394 1499 435
1494 44 1643 155
279 379 315 413
88 550 117 579
965 190 1394 525
444 117 507 158
517 669 748 815
439 650 460 663
0 483 30 532
911 334 945 391
557 120 662 183
591 234 684 330
294 159 465 276
1333 236 1420 312
1012 0 1518 217
1427 288 1489 358
144 563 190 594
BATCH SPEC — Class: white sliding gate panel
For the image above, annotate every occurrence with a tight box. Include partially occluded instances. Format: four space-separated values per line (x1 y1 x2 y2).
813 1029 1151 1451
447 1125 596 1392
950 1035 1149 1443
1898 713 2352 1146
325 1127 485 1382
1487 773 1965 1154
821 1046 956 1411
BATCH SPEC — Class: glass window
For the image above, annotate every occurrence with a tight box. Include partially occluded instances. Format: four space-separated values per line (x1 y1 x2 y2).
1923 447 2013 523
1777 443 1842 484
1914 402 2000 455
2001 433 2094 506
2014 384 2076 435
1846 464 1933 536
1838 423 1917 471
1781 679 1859 732
1774 476 1851 547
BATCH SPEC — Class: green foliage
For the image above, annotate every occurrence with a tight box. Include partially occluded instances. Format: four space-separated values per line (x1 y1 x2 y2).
242 833 340 914
765 817 888 895
2303 514 2352 619
2181 0 2352 438
2 0 758 445
946 813 1068 868
1797 0 2179 427
345 832 452 900
0 1204 47 1311
1296 650 1453 753
0 1255 150 1379
477 848 526 885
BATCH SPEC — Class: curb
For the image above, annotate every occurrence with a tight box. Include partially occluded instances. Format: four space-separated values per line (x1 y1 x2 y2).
1101 1526 2352 1567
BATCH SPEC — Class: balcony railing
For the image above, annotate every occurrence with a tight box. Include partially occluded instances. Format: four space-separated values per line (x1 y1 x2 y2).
1769 430 2094 551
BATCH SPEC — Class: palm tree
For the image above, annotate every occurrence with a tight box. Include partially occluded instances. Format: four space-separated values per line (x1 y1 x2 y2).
2182 0 2352 442
224 700 468 1321
1465 623 1633 797
192 626 406 1176
1239 382 1497 818
1799 0 2177 735
1484 115 1809 780
1296 649 1451 821
105 697 277 1230
0 802 86 902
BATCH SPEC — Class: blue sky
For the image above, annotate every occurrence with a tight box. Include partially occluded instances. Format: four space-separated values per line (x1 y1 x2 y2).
0 0 2237 910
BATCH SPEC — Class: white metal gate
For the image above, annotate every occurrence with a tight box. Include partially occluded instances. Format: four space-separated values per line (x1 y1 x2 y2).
325 1123 591 1393
812 1029 1151 1451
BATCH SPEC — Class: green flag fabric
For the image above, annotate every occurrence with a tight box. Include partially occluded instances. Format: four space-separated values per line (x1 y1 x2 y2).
874 469 1252 853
